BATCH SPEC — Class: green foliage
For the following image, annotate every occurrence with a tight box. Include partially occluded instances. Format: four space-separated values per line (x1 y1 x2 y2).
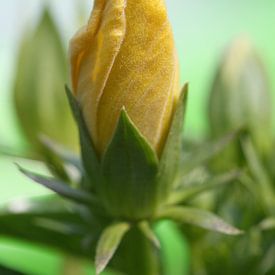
157 206 242 235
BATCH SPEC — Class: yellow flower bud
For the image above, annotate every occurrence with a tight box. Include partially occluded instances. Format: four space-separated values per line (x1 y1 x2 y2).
70 0 180 156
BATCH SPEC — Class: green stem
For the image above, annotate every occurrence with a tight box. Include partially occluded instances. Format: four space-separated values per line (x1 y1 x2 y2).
111 227 160 275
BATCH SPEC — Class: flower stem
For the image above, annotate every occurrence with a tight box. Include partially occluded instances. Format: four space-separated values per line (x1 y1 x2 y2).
111 227 160 275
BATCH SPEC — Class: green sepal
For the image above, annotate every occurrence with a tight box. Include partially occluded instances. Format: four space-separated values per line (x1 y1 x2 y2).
157 84 188 201
101 108 159 219
157 206 243 235
138 221 160 248
65 86 100 190
95 222 130 275
17 164 97 206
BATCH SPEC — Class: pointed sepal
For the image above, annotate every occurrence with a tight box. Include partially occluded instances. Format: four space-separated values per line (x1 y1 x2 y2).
138 221 160 249
95 222 130 275
65 86 100 190
17 164 96 206
157 206 243 235
101 108 159 219
157 84 188 201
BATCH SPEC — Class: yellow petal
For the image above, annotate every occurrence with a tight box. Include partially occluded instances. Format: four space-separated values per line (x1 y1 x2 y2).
70 0 127 148
70 0 180 157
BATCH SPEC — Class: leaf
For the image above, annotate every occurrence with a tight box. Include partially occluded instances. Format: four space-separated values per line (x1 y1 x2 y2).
138 221 160 248
168 170 241 205
17 164 96 206
258 217 275 231
179 130 239 177
101 109 159 219
157 206 243 235
240 135 275 213
38 135 72 182
39 135 82 173
0 196 97 258
158 84 188 199
65 86 100 189
95 222 130 275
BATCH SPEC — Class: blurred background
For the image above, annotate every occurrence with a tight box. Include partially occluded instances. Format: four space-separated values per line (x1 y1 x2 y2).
0 0 275 274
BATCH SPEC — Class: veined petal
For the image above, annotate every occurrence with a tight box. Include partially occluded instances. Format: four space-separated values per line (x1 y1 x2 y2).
70 0 180 157
69 0 127 148
97 0 179 156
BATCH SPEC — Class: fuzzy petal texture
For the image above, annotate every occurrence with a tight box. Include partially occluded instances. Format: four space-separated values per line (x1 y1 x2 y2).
70 0 180 156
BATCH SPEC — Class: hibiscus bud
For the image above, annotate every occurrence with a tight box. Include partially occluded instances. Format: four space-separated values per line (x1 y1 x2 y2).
208 37 272 159
70 0 180 157
14 9 78 152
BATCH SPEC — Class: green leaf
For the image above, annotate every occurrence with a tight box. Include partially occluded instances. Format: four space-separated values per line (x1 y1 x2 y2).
240 135 275 214
168 170 241 205
158 84 188 200
39 135 82 174
95 222 130 275
0 196 98 258
101 109 159 219
138 221 160 248
65 86 100 190
38 135 72 182
17 164 96 206
258 217 275 231
157 206 243 235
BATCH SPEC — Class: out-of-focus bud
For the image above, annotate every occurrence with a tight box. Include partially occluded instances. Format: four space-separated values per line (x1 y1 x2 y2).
14 9 78 152
208 37 272 160
70 0 180 157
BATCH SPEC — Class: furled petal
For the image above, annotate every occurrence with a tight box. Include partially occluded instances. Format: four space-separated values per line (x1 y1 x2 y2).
70 0 180 156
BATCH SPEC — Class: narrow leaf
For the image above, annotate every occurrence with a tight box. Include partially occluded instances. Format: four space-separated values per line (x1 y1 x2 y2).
0 195 103 258
258 217 275 231
38 135 72 182
95 222 130 275
179 130 239 176
241 135 275 213
17 164 96 206
65 86 100 189
138 221 160 248
168 170 241 204
157 206 243 235
39 135 82 173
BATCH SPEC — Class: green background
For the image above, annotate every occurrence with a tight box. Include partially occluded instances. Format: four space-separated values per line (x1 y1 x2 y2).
0 0 275 274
